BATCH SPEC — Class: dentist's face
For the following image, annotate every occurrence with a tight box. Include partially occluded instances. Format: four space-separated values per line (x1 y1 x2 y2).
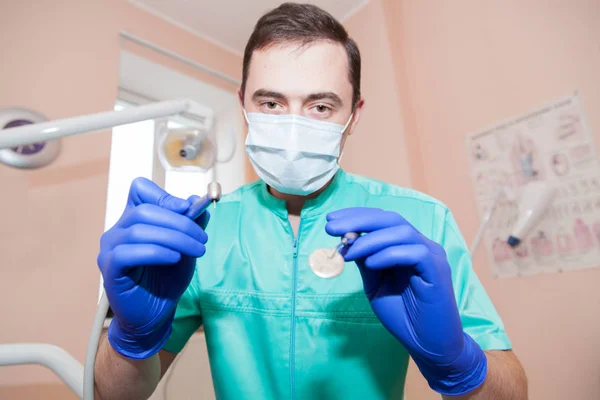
239 40 363 152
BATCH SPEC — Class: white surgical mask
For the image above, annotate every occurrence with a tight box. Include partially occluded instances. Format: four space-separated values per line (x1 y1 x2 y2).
244 111 353 196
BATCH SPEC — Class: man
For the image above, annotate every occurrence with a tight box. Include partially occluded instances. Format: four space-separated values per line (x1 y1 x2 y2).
95 3 527 399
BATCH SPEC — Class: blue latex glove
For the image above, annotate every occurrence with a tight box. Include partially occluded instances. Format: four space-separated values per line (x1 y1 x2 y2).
326 207 487 395
97 177 210 359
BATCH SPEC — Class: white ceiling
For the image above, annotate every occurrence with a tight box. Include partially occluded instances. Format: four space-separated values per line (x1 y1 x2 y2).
130 0 369 55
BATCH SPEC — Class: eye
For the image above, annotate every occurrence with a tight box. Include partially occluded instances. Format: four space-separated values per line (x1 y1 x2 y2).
309 104 333 119
260 101 283 113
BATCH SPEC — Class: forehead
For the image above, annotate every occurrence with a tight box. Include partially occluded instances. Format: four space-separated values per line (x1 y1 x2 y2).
246 41 352 99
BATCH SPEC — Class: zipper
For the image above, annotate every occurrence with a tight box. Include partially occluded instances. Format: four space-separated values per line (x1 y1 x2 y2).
289 224 301 400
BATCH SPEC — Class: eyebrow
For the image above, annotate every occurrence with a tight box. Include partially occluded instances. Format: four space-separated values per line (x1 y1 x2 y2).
304 92 343 107
252 89 286 102
251 89 343 107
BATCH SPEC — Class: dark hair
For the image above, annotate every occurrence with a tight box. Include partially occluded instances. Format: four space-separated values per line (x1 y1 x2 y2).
242 3 361 109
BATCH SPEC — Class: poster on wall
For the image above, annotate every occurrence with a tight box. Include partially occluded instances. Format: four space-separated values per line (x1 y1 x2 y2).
466 92 600 278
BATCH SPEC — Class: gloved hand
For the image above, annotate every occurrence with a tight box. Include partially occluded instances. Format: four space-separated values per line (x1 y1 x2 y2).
97 177 210 360
326 207 487 395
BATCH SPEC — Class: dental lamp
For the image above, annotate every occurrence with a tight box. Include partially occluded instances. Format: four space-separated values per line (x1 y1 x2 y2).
0 99 221 399
470 180 557 257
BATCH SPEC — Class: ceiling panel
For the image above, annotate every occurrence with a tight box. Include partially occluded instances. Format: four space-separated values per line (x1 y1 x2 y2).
130 0 369 55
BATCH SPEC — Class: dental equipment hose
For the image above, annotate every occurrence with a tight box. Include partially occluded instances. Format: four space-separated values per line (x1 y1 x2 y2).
469 186 504 257
83 182 222 400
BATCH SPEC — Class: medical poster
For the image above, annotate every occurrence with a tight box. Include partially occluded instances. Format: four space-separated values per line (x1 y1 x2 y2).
466 92 600 278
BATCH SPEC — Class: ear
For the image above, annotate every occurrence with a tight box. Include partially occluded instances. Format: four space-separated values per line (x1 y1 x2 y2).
237 87 244 107
346 98 365 137
238 88 248 127
339 98 364 158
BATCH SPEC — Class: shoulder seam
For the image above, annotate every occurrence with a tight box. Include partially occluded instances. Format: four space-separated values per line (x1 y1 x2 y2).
218 181 262 204
343 177 447 208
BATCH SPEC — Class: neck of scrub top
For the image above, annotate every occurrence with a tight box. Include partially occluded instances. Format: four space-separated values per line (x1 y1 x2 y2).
258 169 348 220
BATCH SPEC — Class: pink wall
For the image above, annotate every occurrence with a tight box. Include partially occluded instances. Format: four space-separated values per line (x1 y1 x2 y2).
376 0 600 399
0 0 240 396
343 0 412 188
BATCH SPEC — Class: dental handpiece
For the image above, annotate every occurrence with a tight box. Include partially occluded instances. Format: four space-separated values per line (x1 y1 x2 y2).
184 181 222 220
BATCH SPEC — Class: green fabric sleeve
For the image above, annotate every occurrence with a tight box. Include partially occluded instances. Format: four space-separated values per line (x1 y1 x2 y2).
440 209 513 351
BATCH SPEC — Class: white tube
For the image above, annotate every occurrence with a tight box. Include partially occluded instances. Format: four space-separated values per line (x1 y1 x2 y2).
83 291 111 400
470 186 505 256
508 181 557 247
0 343 84 399
0 99 191 149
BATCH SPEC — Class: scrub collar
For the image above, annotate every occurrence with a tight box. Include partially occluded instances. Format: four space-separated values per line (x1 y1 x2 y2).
258 169 348 219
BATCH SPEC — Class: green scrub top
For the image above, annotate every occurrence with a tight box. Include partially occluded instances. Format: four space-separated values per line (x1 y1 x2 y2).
163 169 511 399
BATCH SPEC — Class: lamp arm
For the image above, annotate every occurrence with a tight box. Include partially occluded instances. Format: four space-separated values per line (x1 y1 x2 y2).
0 99 194 149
